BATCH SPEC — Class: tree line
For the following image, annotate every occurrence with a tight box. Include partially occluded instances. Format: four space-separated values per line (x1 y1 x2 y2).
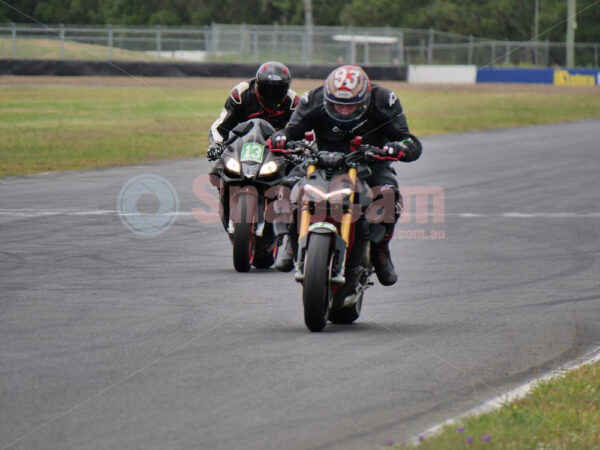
2 0 599 42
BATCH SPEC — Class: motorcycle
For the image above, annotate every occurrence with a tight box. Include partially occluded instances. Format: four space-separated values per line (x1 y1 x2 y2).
211 119 291 272
275 136 393 332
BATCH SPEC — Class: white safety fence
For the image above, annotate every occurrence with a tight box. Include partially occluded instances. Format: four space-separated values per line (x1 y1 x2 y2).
0 23 598 68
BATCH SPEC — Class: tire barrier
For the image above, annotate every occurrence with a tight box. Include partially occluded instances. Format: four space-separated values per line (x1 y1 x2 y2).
0 59 408 81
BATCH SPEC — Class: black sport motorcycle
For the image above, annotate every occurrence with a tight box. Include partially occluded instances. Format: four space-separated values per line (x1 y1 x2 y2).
277 137 391 331
210 119 292 272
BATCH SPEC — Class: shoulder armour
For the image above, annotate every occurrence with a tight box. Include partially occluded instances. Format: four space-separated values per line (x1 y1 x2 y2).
372 85 400 110
300 90 310 104
230 81 250 105
287 89 299 110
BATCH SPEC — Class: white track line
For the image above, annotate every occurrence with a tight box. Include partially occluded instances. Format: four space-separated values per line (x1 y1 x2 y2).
0 209 194 217
1 209 599 219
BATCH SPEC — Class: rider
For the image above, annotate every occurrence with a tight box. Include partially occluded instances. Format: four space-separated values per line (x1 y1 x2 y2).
207 61 299 176
268 65 422 286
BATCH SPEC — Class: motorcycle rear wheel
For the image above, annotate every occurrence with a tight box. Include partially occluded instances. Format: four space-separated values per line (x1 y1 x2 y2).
328 294 363 324
329 242 369 324
302 233 332 332
252 248 275 268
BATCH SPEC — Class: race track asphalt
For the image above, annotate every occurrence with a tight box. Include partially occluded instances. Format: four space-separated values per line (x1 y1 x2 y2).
1 120 599 450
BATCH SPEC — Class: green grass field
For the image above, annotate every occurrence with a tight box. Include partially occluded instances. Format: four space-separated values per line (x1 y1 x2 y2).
1 81 599 177
397 361 600 449
0 84 217 176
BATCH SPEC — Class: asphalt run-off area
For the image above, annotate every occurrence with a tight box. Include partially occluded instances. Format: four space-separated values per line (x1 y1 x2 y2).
1 119 599 449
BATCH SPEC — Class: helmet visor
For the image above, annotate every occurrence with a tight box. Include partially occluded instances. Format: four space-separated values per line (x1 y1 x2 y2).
324 98 369 123
257 83 288 105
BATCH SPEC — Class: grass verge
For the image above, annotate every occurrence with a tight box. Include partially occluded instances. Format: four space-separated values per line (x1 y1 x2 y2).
1 83 599 177
396 362 600 449
0 37 157 61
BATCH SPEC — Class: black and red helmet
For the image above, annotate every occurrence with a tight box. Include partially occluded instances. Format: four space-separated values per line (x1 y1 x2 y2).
256 61 292 109
323 65 371 127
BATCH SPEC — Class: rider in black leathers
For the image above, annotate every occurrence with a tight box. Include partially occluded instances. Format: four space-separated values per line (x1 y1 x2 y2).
207 61 299 177
269 65 422 286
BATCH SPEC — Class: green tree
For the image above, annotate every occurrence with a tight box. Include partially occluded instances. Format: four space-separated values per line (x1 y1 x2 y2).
98 0 151 25
310 0 346 26
1 0 42 23
259 0 302 25
33 0 103 24
149 10 181 26
339 0 423 27
1 0 598 43
203 0 268 24
571 0 600 42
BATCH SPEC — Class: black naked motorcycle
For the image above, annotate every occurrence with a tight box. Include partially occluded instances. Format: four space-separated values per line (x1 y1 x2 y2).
279 137 391 331
211 119 291 272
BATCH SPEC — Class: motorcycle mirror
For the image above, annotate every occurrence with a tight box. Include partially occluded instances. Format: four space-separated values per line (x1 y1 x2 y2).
231 122 253 137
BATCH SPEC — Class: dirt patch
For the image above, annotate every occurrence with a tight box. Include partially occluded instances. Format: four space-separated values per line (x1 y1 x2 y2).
1 75 598 95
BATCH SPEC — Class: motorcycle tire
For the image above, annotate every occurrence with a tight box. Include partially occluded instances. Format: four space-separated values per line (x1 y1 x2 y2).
252 250 275 269
328 293 363 324
233 194 254 273
302 233 332 332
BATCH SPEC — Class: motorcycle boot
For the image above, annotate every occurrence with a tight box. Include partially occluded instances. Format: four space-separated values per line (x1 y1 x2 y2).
209 160 224 180
275 235 294 272
371 233 397 286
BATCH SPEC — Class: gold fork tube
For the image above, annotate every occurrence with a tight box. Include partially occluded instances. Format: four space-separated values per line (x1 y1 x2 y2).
298 164 316 240
340 167 357 246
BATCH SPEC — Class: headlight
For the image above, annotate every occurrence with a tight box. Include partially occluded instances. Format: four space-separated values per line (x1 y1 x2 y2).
259 161 279 176
303 185 353 202
242 162 259 178
225 158 240 174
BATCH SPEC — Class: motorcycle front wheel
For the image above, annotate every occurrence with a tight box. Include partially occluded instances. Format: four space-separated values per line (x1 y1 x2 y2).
233 193 255 272
302 233 333 332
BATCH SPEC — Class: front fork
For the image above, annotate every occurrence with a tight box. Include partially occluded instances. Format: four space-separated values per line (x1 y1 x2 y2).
295 166 357 284
220 183 267 238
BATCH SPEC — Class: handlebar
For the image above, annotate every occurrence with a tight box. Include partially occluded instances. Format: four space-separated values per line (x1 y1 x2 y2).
351 144 404 163
269 137 404 163
279 140 316 154
269 140 316 166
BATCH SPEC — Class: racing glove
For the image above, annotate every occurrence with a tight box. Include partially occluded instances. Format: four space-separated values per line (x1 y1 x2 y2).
267 132 288 151
383 138 420 162
207 142 224 161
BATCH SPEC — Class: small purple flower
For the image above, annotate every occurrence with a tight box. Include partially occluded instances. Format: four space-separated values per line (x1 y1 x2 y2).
418 435 424 442
457 427 465 433
465 436 474 444
386 439 394 446
481 434 491 442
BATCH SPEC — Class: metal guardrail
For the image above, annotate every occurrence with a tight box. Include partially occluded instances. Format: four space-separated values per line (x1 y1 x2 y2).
0 23 598 68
